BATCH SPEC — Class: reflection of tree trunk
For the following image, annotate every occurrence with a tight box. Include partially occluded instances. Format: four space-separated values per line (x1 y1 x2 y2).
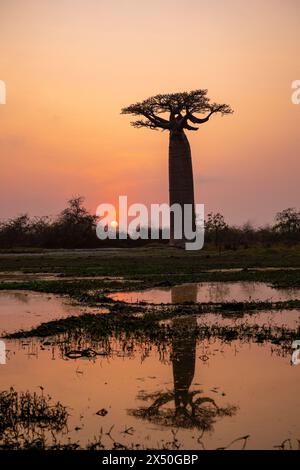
171 284 198 304
129 307 237 430
171 316 197 413
169 131 195 248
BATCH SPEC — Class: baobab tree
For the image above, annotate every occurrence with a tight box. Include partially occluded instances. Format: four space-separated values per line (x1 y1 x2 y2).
121 90 233 247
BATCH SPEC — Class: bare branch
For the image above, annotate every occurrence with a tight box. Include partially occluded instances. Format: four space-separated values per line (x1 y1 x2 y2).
131 120 160 130
188 103 233 125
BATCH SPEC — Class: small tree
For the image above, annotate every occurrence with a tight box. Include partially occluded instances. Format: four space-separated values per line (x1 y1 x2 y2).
205 212 228 252
54 197 97 248
274 208 300 235
0 214 31 248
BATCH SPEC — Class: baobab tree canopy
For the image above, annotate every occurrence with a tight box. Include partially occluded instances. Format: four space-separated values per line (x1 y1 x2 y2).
121 89 233 132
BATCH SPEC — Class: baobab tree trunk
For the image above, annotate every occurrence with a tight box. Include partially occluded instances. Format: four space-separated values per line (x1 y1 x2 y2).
169 131 195 248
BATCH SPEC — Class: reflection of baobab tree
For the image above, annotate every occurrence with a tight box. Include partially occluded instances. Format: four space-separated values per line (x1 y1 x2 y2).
129 304 237 431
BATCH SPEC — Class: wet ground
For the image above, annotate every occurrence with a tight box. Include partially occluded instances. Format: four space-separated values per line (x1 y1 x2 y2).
0 281 300 450
109 282 300 304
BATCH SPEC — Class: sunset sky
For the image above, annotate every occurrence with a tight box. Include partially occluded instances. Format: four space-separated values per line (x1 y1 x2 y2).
1 0 299 225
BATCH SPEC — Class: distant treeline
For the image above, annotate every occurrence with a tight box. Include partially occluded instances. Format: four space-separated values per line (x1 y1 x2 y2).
0 197 299 250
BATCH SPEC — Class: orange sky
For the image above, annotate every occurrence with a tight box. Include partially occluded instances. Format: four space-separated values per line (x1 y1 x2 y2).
0 0 299 225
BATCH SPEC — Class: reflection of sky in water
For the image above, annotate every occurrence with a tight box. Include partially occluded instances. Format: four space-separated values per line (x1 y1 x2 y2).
0 290 104 334
1 328 300 450
1 290 300 449
110 282 300 304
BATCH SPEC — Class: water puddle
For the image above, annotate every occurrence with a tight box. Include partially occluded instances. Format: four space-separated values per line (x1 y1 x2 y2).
205 267 300 273
0 290 106 335
1 319 300 450
0 271 126 282
1 285 300 449
109 282 300 304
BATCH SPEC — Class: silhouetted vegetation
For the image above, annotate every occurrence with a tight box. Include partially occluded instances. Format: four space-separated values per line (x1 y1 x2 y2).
0 197 299 249
205 208 300 250
0 197 98 249
0 388 68 449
